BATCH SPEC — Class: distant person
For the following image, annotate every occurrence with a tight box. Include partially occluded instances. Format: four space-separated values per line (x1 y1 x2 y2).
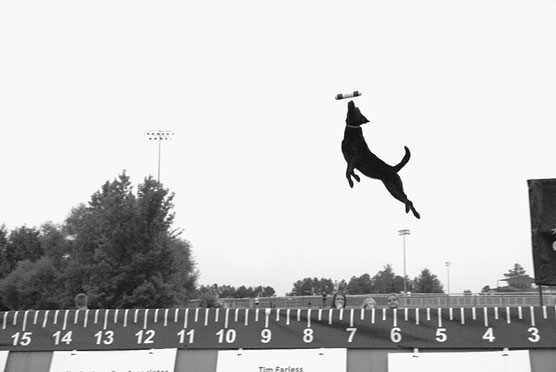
361 297 377 309
74 293 88 310
331 292 346 309
386 293 400 309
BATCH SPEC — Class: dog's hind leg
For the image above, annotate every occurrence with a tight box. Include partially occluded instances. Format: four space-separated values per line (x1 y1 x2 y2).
382 177 421 219
406 201 420 219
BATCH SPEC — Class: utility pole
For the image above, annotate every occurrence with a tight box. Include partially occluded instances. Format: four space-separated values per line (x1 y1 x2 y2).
445 261 452 294
147 130 174 183
398 229 411 294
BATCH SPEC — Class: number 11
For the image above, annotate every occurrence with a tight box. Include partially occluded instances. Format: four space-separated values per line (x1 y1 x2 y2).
177 329 195 344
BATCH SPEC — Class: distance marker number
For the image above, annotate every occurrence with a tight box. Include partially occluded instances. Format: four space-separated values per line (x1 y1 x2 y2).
261 329 272 344
216 329 236 344
94 330 114 345
135 329 155 344
11 332 32 346
177 329 195 344
528 327 540 343
53 331 73 345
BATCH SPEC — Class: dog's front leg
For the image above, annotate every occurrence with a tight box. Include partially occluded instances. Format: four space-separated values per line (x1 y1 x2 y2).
345 158 360 188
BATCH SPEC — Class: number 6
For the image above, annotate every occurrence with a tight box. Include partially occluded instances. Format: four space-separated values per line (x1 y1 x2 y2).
390 327 402 343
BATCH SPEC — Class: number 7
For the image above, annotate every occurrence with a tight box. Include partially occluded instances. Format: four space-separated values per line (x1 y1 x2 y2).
346 328 357 343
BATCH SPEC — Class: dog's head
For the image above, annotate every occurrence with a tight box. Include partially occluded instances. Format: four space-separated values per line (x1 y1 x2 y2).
346 100 370 127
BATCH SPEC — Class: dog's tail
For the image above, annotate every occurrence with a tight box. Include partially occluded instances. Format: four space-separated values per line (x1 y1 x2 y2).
393 146 411 172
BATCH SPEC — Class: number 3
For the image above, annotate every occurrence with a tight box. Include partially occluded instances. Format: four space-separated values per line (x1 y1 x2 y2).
528 327 540 343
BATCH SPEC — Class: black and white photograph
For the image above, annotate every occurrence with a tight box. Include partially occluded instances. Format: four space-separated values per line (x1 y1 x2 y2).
1 1 555 371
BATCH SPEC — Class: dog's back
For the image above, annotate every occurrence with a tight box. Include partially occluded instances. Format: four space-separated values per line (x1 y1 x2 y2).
341 101 420 219
342 101 403 179
342 128 391 179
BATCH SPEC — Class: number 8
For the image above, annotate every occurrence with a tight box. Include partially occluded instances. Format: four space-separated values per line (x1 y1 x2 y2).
303 328 314 343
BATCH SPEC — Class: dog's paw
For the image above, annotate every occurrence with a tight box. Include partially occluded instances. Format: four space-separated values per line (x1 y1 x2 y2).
412 208 421 219
348 179 354 188
353 174 360 183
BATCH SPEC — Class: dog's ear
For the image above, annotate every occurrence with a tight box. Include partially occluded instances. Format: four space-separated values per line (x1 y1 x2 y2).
358 110 370 124
346 101 370 126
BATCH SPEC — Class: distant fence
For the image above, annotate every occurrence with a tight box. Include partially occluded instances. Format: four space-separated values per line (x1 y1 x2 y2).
186 293 556 309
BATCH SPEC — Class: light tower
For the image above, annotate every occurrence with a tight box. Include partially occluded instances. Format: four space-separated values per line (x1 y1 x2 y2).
445 261 452 294
398 229 411 293
147 130 174 183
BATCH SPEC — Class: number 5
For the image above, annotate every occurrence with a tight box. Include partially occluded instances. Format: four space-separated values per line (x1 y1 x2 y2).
435 328 447 342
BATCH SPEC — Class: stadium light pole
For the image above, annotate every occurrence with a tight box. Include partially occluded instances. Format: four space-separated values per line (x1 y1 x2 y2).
147 130 174 183
445 261 452 294
398 229 411 293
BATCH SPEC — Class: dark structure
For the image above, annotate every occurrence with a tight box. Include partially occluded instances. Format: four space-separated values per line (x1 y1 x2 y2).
528 178 556 285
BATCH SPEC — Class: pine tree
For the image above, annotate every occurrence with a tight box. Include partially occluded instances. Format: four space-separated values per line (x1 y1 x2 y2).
413 268 444 293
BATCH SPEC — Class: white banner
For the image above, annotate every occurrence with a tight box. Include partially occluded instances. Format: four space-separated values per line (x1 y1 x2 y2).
49 348 177 372
0 351 8 372
216 348 347 372
388 350 531 372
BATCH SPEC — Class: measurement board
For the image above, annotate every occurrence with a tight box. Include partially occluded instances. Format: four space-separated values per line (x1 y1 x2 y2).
1 306 555 351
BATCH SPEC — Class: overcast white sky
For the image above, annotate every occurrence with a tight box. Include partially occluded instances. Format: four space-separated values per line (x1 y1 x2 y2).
1 1 555 296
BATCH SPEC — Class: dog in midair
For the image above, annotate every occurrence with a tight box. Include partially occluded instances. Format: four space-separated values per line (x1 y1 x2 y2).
341 101 420 219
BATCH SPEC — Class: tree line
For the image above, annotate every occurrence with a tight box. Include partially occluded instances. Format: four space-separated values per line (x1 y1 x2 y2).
287 265 444 296
0 173 197 310
0 172 535 311
196 265 445 302
196 284 276 307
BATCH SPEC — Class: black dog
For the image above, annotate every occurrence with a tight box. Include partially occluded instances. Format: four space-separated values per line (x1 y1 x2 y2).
341 101 420 219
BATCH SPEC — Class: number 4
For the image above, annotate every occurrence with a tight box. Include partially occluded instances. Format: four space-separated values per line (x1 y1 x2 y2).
482 327 495 342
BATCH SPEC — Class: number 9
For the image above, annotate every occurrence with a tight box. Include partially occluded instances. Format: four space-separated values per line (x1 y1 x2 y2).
261 329 272 344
